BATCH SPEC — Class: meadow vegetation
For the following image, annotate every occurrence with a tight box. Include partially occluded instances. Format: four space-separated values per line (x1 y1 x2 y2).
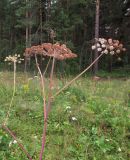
0 71 130 160
0 1 130 159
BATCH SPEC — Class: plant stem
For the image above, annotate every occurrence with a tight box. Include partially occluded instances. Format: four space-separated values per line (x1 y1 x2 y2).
53 52 104 97
2 124 32 160
43 57 51 76
39 57 55 160
46 57 55 117
34 55 47 160
3 61 16 125
2 62 32 160
39 118 47 160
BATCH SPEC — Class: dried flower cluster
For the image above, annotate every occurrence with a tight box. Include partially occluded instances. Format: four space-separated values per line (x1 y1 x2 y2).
92 38 126 55
25 43 77 60
5 54 24 63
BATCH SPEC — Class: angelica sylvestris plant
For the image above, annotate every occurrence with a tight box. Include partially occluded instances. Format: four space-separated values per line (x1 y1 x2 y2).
4 54 24 124
25 42 77 160
54 38 126 97
2 39 126 159
2 55 32 160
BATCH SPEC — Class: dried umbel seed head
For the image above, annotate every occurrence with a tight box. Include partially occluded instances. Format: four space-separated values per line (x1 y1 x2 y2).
96 43 101 47
122 48 126 52
102 44 106 48
25 42 77 60
91 38 126 56
99 38 107 44
110 51 115 55
97 48 102 52
103 49 109 54
109 46 114 51
116 50 121 54
92 45 96 50
108 38 113 44
5 54 24 63
113 43 119 47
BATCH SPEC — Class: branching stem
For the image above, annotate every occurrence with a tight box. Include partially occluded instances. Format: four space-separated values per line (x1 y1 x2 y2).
2 125 32 160
35 55 47 160
53 52 104 97
47 57 55 117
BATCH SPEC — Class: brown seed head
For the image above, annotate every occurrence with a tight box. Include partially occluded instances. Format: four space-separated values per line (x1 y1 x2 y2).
24 43 77 60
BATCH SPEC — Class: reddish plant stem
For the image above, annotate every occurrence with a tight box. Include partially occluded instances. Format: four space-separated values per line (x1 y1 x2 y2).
39 57 55 160
34 55 47 160
43 57 51 76
46 57 55 117
2 124 32 160
38 58 55 160
39 118 47 160
35 55 47 120
53 52 104 98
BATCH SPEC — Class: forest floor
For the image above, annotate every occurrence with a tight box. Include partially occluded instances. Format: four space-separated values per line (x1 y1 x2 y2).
0 71 130 160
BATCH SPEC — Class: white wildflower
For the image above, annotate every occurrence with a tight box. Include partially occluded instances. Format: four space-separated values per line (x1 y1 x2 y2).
34 136 37 139
9 140 17 147
9 141 13 147
72 117 77 121
118 147 121 152
13 140 17 144
66 106 71 110
105 139 110 142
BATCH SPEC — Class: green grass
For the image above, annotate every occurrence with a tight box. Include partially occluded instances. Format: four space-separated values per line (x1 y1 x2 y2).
0 71 130 160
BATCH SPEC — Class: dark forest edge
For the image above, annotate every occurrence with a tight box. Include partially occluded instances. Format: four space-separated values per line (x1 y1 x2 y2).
0 0 130 74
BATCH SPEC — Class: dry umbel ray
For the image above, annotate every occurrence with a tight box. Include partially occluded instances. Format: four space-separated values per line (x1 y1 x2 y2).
25 42 77 60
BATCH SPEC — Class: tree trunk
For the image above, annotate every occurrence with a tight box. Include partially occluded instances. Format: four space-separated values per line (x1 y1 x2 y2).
25 0 31 72
93 0 100 75
40 0 43 44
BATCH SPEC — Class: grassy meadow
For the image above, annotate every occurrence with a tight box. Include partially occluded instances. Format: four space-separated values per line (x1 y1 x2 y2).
0 71 130 160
